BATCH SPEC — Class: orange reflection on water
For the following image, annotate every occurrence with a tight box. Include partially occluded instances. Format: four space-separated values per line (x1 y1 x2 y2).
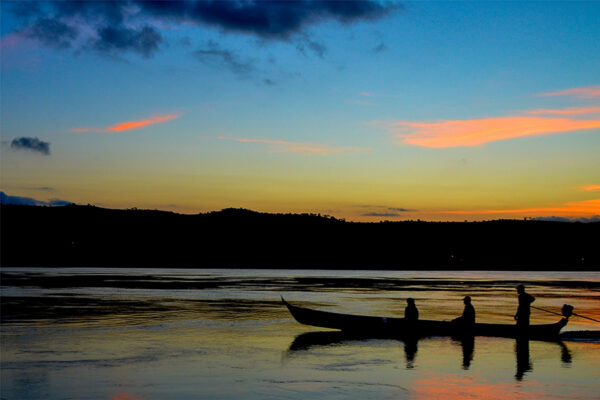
413 375 541 400
111 393 155 400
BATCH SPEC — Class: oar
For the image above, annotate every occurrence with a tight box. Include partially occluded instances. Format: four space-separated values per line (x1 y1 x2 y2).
532 305 600 324
571 312 600 324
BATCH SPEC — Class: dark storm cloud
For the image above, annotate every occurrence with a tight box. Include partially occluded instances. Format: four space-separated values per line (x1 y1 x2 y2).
10 137 51 155
10 1 43 19
24 18 78 48
93 25 163 58
138 0 397 39
10 1 398 57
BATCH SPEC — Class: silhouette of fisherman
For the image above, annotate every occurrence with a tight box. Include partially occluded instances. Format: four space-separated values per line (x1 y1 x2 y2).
514 284 535 329
452 296 476 327
405 298 419 321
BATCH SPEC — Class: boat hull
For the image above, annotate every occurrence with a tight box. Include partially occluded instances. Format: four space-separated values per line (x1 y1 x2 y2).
283 298 567 340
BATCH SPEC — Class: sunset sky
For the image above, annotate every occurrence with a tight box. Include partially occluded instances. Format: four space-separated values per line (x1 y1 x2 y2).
1 1 599 221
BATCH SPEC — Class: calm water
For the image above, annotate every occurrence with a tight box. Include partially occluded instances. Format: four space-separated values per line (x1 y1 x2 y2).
1 269 599 400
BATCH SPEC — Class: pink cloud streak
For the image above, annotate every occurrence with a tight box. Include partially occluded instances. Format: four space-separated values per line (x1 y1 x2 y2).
538 85 600 99
527 106 600 115
70 114 180 133
383 115 600 148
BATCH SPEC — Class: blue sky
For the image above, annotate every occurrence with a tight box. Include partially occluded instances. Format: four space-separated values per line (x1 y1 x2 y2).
1 1 599 220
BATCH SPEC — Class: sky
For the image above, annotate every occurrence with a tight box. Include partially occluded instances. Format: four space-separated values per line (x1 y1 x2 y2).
1 0 599 222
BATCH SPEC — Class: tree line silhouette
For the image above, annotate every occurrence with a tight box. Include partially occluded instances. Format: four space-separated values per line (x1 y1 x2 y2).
1 204 598 269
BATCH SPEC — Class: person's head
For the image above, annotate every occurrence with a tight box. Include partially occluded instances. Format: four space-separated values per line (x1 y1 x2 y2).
517 284 525 294
407 298 415 305
463 296 471 304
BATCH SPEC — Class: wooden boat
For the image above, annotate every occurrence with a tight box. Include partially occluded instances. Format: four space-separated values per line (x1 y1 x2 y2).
282 298 568 340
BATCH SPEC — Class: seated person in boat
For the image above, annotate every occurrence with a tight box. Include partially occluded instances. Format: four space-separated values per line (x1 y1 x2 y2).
452 296 475 327
405 298 419 321
514 284 535 328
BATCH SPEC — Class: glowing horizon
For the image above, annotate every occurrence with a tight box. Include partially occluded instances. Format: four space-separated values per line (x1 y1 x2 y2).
1 1 599 222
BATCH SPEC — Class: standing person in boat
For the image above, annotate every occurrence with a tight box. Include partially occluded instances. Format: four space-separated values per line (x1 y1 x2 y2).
405 298 419 321
514 284 535 329
452 296 475 327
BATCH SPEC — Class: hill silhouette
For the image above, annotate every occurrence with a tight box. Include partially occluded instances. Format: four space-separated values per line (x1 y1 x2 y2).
1 204 598 270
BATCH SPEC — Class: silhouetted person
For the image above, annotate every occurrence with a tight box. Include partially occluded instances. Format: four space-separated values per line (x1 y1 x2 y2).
514 284 535 330
515 338 532 380
405 298 418 322
452 296 476 328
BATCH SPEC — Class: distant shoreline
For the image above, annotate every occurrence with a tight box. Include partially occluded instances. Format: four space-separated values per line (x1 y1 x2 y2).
1 204 599 270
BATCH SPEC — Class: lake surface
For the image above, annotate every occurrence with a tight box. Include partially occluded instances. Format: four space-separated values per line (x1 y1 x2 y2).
1 269 599 400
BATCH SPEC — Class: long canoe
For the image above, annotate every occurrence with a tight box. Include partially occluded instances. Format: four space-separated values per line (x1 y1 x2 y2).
282 298 568 340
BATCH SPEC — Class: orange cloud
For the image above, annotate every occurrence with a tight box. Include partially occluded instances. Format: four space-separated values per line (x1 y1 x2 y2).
218 136 367 155
360 92 374 97
70 114 180 133
384 116 600 148
527 106 600 115
538 85 600 99
433 199 600 217
580 184 600 192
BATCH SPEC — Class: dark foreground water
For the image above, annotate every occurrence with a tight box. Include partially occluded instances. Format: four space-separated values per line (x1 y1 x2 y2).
1 269 599 400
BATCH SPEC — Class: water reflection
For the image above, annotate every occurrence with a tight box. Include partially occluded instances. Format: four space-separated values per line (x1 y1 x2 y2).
404 338 418 368
1 269 597 400
453 335 474 369
515 338 532 380
514 339 573 381
559 341 572 365
288 331 572 382
287 331 422 369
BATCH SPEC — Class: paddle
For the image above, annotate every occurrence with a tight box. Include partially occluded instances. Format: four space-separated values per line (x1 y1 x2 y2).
532 304 600 324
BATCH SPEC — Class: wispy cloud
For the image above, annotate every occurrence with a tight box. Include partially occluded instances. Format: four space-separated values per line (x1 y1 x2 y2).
360 92 374 97
527 106 600 115
70 114 180 133
374 87 600 148
358 205 415 217
219 136 366 155
194 41 255 76
538 85 600 99
432 198 600 217
362 212 403 217
379 115 600 148
580 184 600 192
372 42 387 53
